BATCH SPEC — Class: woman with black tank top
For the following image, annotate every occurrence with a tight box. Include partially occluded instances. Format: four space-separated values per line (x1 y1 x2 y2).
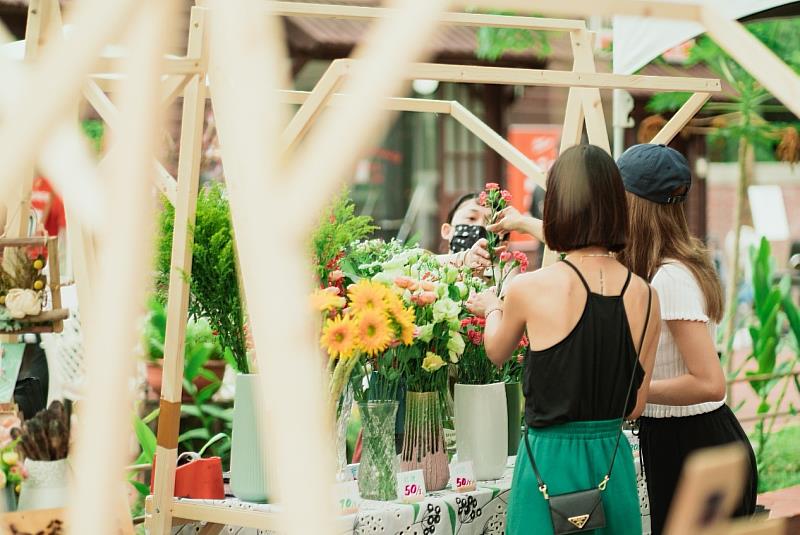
467 145 661 535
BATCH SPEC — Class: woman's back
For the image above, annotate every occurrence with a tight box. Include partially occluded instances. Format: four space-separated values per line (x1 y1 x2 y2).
517 258 657 425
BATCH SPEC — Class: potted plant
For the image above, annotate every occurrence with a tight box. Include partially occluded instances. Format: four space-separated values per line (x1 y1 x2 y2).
142 298 226 402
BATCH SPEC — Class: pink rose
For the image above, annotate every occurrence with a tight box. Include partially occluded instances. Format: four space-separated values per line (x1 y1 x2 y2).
394 276 414 289
485 183 500 191
418 291 438 306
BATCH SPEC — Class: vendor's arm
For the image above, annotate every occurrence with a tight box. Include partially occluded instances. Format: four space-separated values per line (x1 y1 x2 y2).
487 206 544 242
466 279 526 366
436 238 502 273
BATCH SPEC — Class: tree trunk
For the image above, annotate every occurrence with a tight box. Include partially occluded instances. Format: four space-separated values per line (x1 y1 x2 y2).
722 138 754 399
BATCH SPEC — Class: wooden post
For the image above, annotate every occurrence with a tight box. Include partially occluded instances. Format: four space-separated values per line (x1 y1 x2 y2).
573 30 609 152
147 7 209 535
650 92 711 145
68 0 175 533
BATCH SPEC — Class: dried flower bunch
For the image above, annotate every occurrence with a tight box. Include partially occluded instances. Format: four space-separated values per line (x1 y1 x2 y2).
11 401 70 461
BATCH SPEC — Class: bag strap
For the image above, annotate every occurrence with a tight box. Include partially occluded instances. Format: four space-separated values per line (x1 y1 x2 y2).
523 284 653 499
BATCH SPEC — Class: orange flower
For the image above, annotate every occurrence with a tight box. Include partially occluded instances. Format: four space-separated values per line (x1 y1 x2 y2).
349 280 389 316
311 287 346 312
356 309 393 356
320 315 357 359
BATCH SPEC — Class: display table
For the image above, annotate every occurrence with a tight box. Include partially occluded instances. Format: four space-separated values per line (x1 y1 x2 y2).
171 460 514 535
169 448 650 535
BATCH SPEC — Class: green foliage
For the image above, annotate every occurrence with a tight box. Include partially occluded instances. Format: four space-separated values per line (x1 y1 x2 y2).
142 298 222 370
156 183 248 373
311 189 376 286
743 238 799 470
750 425 800 493
81 119 104 154
473 11 551 61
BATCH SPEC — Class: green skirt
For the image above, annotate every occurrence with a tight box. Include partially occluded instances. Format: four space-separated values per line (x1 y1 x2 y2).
507 419 641 535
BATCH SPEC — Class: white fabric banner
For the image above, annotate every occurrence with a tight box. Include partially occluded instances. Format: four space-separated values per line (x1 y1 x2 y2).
612 0 793 74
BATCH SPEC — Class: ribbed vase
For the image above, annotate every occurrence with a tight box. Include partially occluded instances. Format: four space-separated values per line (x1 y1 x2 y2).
505 381 523 456
400 391 449 491
230 374 269 502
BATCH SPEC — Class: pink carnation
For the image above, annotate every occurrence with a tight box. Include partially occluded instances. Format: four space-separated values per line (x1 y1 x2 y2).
467 330 483 345
513 251 529 273
500 190 512 202
499 251 512 263
485 183 500 191
478 191 488 206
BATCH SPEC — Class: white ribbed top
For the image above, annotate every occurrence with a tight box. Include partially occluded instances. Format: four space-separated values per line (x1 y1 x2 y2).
643 261 725 418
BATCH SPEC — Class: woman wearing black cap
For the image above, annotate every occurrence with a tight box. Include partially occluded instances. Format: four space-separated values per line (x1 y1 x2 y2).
616 143 757 534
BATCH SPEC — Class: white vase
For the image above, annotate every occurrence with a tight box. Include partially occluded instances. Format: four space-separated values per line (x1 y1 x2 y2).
230 374 269 502
17 459 70 511
454 382 508 481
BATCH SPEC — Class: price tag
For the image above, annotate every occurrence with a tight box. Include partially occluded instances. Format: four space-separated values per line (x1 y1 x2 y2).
334 480 360 515
449 461 477 492
397 469 426 503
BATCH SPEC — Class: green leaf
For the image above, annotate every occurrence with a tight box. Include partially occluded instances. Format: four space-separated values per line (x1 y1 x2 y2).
184 343 214 382
446 502 456 534
181 405 202 419
198 432 230 457
178 428 211 444
133 414 157 463
646 92 692 113
201 405 234 422
195 382 220 405
757 400 771 414
130 480 151 497
142 408 161 425
411 502 420 521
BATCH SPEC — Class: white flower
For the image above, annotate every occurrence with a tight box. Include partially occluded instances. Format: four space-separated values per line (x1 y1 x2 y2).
416 323 435 343
455 282 469 300
432 298 460 324
5 289 41 319
447 332 465 363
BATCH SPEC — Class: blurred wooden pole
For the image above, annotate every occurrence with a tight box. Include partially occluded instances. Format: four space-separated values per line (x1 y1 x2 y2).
67 1 175 534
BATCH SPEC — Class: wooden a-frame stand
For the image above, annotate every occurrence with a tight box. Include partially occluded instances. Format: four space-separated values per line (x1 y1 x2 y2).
4 0 798 533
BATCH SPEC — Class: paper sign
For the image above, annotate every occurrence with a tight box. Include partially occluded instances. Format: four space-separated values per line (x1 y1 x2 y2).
449 461 477 493
397 469 426 503
334 480 361 515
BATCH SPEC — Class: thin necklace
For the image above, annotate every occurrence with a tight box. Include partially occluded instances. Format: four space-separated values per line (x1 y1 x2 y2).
566 252 615 295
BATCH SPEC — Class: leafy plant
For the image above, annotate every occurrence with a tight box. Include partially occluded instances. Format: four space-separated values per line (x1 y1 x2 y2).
739 238 799 470
142 298 222 367
81 119 104 154
473 10 551 61
156 184 248 373
311 188 376 288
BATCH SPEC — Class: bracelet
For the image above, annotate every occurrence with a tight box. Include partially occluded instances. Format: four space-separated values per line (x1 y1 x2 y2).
485 307 503 319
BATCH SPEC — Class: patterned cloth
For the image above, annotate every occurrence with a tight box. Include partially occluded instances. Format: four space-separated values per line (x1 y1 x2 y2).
173 452 650 535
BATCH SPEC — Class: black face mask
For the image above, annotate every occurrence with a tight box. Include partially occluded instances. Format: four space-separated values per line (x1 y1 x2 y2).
449 224 487 253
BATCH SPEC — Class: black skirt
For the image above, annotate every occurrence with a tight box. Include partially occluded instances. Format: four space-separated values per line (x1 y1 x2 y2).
639 404 758 535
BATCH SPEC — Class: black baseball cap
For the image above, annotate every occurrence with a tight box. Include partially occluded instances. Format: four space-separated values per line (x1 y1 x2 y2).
617 144 692 204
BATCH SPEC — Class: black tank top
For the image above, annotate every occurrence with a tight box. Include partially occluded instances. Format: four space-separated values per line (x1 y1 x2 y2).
524 259 646 428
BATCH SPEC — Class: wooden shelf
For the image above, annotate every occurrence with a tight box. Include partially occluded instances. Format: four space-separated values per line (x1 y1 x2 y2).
1 308 69 334
146 497 355 532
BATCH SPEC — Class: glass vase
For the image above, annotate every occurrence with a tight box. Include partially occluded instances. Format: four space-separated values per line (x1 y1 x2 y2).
401 391 450 491
335 384 354 479
357 401 400 501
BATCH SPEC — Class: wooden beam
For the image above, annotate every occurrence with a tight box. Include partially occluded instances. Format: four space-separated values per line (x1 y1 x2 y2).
650 92 710 145
281 60 347 153
701 8 800 119
91 56 203 76
451 0 703 21
280 89 453 113
68 0 173 533
255 1 587 31
83 80 120 128
161 74 193 108
572 31 609 152
147 6 207 535
401 61 721 92
450 101 545 188
155 162 179 205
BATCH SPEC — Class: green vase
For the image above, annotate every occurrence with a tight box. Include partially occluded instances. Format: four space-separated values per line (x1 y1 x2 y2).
230 374 269 502
505 382 523 456
401 392 449 491
358 401 399 501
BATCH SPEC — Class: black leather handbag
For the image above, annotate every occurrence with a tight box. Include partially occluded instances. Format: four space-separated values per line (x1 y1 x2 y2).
522 288 652 534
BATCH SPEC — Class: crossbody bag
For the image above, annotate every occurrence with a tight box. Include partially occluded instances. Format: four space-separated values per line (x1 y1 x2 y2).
523 287 652 534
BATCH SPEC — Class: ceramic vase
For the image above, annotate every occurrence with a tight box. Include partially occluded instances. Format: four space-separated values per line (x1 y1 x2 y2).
400 392 449 491
230 374 269 502
17 459 70 511
505 381 523 456
454 382 508 481
357 401 399 501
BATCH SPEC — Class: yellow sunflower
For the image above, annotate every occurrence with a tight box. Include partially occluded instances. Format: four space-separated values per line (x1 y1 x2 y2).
393 305 416 345
356 309 393 356
320 315 357 360
311 288 346 312
349 280 389 316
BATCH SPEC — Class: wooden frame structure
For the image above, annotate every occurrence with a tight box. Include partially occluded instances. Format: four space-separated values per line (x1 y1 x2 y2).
1 1 798 534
